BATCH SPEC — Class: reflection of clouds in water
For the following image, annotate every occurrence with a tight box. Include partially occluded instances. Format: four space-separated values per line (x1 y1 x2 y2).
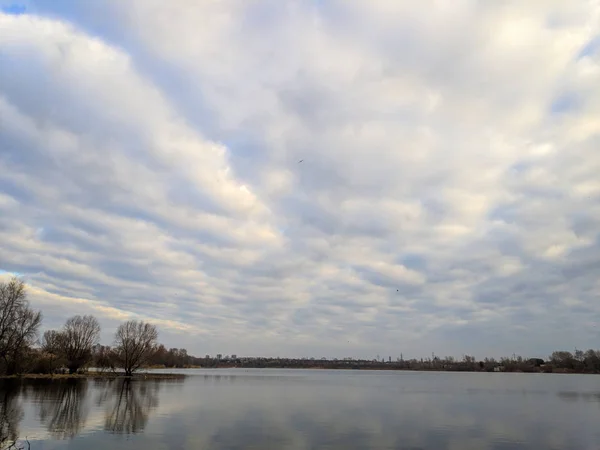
3 374 600 449
144 376 600 450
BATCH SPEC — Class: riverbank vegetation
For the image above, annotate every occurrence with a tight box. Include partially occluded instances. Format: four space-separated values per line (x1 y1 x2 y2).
1 277 171 378
203 352 600 373
2 277 600 377
0 372 185 380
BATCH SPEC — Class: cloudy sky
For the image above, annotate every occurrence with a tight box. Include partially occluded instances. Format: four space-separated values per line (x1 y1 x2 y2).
1 0 599 360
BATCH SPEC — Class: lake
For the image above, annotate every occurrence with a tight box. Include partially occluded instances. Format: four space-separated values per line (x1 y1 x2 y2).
1 369 599 449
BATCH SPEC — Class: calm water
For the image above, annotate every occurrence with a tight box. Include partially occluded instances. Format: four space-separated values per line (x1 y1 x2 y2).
1 369 599 449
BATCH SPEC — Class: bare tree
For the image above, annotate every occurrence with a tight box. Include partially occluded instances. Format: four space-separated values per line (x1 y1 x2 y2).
0 277 42 375
59 315 101 374
41 330 62 355
92 344 116 373
40 329 66 373
550 351 576 370
113 321 158 376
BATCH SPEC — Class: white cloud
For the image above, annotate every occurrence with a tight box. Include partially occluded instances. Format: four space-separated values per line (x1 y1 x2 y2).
0 1 599 358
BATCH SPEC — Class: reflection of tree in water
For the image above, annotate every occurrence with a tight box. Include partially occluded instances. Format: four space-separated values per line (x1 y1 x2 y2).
0 382 23 449
32 380 89 439
98 379 160 435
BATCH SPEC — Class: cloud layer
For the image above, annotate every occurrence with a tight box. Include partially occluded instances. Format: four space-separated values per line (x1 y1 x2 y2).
1 0 599 358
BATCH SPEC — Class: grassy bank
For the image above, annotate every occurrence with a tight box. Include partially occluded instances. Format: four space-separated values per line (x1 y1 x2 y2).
0 372 186 380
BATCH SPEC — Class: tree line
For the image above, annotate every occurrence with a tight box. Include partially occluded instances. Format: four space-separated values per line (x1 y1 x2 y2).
1 277 159 376
194 352 600 373
2 277 600 376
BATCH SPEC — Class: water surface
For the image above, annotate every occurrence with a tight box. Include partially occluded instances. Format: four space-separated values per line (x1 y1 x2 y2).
1 369 599 449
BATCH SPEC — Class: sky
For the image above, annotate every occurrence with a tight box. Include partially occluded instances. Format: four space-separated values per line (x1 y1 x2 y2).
0 0 599 360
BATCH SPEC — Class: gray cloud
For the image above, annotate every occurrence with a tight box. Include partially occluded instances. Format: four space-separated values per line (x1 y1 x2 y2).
0 1 599 358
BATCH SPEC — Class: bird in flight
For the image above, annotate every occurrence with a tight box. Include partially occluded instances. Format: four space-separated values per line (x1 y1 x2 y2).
298 159 304 163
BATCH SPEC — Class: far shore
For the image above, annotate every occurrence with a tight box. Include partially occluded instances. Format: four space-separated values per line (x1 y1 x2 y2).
2 367 597 379
143 366 597 374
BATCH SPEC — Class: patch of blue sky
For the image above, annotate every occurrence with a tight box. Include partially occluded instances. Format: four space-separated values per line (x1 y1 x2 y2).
0 269 23 276
578 36 600 59
508 161 531 174
397 253 427 271
550 92 579 115
1 3 27 15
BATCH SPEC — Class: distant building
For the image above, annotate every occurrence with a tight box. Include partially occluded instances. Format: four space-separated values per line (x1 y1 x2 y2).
231 354 237 359
216 354 222 360
205 354 210 359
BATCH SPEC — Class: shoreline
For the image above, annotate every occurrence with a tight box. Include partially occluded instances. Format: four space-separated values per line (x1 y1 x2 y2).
149 366 599 375
0 372 186 380
3 367 598 379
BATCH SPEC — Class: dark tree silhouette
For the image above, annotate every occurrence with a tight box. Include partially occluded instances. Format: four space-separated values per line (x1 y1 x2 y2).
50 315 101 374
40 330 66 373
113 321 158 376
0 278 42 375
